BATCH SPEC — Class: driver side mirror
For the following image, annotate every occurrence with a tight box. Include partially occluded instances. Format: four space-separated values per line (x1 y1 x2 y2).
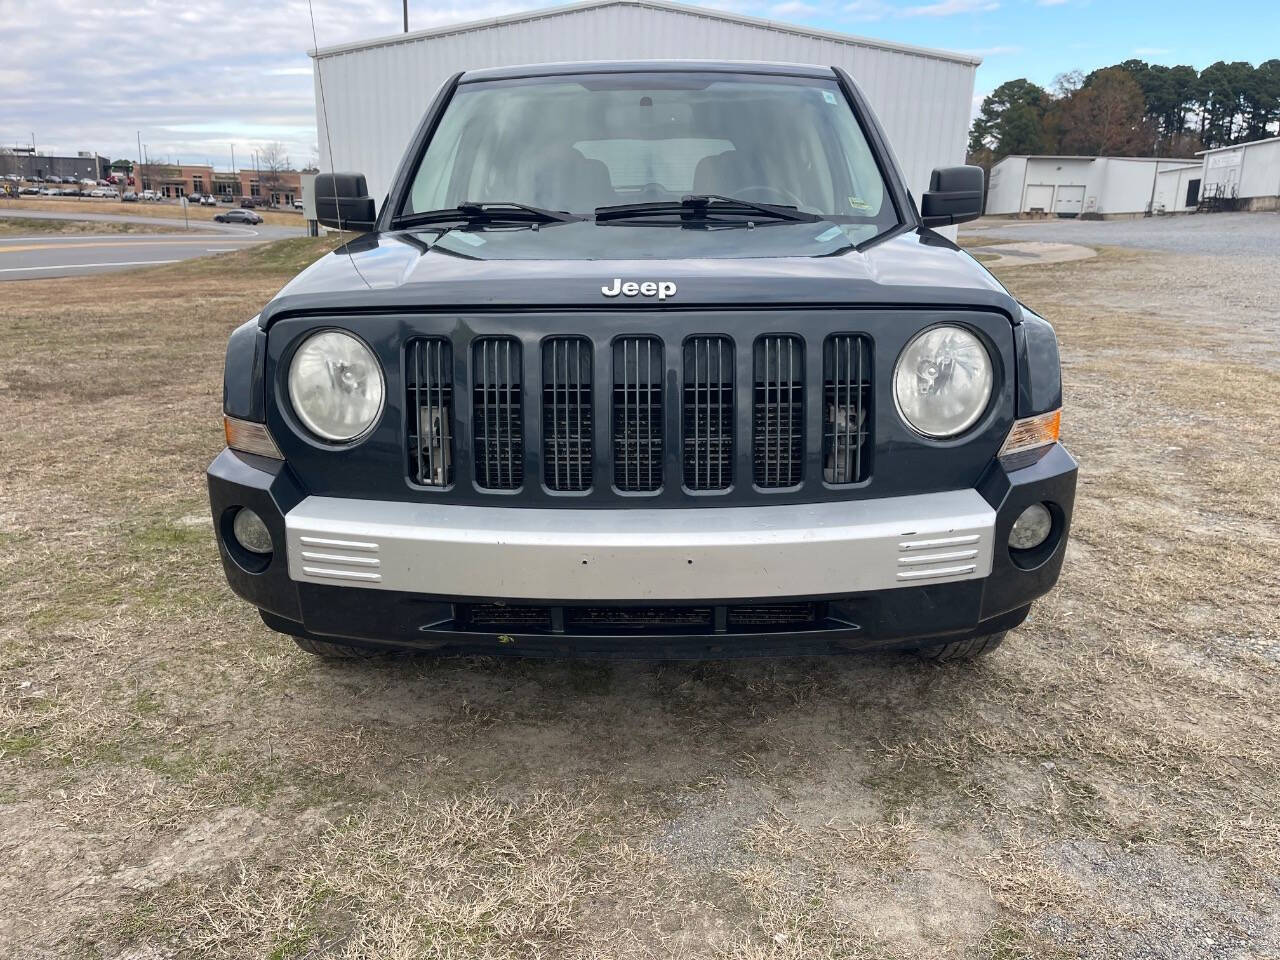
920 165 984 228
314 172 376 232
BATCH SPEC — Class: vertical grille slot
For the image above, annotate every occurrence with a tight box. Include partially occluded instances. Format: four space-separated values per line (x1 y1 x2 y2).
683 336 733 490
753 335 804 488
472 337 523 490
543 337 592 491
823 335 872 484
407 338 453 487
612 336 663 492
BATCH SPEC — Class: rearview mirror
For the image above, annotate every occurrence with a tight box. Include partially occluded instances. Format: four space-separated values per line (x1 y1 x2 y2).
314 172 376 232
920 165 984 228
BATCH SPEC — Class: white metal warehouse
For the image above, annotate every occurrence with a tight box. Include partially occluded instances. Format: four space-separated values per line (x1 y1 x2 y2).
1196 136 1280 211
986 155 1201 219
308 0 980 209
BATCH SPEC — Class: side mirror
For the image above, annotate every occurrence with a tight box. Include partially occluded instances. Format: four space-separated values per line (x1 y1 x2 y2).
314 172 376 232
920 165 984 228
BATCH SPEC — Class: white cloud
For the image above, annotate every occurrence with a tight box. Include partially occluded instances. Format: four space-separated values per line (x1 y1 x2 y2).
959 45 1021 56
1037 0 1069 6
5 0 537 170
901 0 998 16
843 0 892 20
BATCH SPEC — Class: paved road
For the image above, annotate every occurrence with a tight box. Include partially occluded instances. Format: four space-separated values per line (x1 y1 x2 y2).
963 210 1280 257
0 209 305 280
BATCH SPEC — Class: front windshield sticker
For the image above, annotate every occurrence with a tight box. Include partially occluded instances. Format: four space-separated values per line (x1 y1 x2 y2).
814 226 843 243
848 196 872 211
822 90 838 105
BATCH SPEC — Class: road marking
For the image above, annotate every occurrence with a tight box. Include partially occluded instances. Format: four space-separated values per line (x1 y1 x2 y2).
0 259 181 273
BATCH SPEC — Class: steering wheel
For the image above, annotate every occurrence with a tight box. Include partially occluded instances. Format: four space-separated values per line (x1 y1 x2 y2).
731 184 807 208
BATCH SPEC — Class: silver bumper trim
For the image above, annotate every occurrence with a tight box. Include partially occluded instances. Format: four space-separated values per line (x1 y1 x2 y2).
284 491 997 601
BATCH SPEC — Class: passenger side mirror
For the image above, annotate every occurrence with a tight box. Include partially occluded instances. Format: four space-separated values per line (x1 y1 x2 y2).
920 165 984 228
314 172 376 232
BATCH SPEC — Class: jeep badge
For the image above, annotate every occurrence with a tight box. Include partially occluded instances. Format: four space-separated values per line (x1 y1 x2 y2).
601 278 677 300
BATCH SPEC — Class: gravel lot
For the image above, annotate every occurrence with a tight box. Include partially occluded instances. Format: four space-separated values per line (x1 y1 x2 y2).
965 210 1280 256
2 236 1278 959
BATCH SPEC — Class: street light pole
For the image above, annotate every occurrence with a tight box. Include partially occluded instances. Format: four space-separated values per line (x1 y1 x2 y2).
403 0 408 32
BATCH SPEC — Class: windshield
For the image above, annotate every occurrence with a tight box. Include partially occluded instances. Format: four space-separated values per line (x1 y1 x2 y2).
401 72 898 239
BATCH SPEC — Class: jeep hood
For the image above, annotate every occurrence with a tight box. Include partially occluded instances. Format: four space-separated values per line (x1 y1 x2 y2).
258 221 1017 327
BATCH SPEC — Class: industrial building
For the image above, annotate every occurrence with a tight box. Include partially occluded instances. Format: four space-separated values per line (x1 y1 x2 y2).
308 0 980 210
0 150 109 182
1195 135 1280 211
985 155 1200 219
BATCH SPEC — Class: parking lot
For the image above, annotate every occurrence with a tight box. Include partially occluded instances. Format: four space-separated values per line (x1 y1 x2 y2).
1 217 1278 958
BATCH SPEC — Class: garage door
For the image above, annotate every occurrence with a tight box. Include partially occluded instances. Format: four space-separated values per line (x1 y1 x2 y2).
1054 185 1085 217
1024 184 1054 213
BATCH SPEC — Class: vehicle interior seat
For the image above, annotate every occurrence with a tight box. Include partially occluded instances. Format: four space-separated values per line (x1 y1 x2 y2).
530 145 615 212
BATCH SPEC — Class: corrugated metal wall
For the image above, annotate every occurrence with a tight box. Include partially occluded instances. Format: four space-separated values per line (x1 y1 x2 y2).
312 1 977 211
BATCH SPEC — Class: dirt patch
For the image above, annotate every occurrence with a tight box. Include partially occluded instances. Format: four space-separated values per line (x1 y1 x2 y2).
0 238 1278 958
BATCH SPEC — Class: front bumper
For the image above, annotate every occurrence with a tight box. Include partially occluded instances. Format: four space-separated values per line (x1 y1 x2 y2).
208 443 1077 658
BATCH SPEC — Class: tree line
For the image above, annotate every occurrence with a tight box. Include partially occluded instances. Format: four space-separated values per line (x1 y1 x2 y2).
968 59 1280 166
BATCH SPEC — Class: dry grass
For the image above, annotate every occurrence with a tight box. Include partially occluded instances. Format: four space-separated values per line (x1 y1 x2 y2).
0 217 204 236
2 196 303 227
1 239 1278 959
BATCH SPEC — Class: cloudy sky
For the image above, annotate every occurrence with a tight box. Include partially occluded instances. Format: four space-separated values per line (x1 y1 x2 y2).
4 0 1276 171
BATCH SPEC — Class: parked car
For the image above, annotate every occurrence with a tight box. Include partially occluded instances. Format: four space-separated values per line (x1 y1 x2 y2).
46 176 62 184
293 199 304 211
122 191 138 202
214 208 262 224
220 194 234 203
209 60 1077 663
39 187 58 196
20 186 40 194
239 197 257 208
200 194 217 206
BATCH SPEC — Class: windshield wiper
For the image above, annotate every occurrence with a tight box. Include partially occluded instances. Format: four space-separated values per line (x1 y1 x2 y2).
396 200 585 229
595 194 820 224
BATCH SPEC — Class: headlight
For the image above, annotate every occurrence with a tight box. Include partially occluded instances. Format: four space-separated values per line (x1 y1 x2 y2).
288 330 385 442
893 325 993 438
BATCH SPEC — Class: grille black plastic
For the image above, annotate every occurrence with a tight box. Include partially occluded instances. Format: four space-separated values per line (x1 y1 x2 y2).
613 336 663 492
472 337 523 489
406 338 453 487
682 336 733 490
753 335 804 488
823 335 872 484
542 337 592 491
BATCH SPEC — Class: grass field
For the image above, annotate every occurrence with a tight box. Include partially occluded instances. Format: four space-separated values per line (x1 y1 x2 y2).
1 196 303 227
1 236 1278 959
0 216 213 237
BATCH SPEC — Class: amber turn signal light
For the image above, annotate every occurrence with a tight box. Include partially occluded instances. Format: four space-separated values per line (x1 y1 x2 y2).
225 415 283 460
998 409 1061 460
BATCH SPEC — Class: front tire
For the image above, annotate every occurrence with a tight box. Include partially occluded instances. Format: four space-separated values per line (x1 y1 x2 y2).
292 636 395 660
917 631 1007 662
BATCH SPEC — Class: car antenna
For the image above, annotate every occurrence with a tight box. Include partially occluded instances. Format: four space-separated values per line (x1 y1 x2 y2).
306 0 371 289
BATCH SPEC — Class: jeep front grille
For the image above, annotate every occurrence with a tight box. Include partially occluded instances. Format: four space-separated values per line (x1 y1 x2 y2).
823 335 872 484
404 328 874 498
543 337 592 492
753 335 804 488
613 336 663 492
472 337 523 490
407 337 453 487
682 335 733 491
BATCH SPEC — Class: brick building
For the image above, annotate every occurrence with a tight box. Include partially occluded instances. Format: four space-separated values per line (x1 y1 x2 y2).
137 163 304 206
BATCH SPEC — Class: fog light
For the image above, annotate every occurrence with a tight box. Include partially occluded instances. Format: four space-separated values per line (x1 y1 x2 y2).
231 508 273 554
1009 503 1053 551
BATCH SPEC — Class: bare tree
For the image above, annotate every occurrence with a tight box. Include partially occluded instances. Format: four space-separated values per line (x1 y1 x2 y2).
257 142 291 207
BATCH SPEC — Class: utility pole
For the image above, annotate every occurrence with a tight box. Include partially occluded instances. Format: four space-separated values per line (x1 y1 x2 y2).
403 0 408 32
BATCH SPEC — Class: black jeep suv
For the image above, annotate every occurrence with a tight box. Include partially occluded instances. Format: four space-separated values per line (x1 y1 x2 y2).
209 61 1076 661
